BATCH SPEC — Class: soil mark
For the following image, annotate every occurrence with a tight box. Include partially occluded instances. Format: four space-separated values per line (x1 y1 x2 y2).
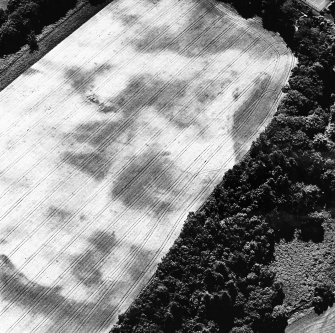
65 64 112 95
111 148 177 215
103 75 188 124
127 244 153 282
133 6 245 57
71 231 116 287
0 255 117 332
232 74 271 161
64 151 112 181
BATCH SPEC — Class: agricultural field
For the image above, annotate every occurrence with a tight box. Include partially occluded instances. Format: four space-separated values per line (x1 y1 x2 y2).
286 307 335 333
302 0 331 11
0 0 295 332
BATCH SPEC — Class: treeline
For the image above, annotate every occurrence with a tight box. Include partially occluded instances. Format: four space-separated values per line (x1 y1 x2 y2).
222 0 300 44
0 0 107 56
114 214 286 333
111 2 335 333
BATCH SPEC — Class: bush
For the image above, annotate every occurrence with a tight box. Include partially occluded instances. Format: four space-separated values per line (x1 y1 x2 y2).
0 0 78 56
112 1 335 332
312 283 334 314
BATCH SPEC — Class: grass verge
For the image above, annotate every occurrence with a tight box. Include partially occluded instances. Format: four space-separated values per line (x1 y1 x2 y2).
0 0 112 92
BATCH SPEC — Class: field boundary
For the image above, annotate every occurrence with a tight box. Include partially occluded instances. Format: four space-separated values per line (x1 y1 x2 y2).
0 0 112 92
113 0 296 326
0 0 296 330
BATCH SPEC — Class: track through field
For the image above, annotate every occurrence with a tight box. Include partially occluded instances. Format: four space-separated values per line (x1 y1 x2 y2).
0 0 295 332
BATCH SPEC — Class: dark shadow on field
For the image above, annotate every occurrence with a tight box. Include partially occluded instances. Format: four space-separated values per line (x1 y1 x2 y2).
62 62 228 183
0 254 120 332
71 231 116 287
119 12 140 26
64 64 112 95
231 74 271 161
110 148 178 216
48 206 72 221
47 206 73 230
64 151 111 181
102 75 189 126
132 1 245 57
70 121 124 148
22 67 40 76
102 74 215 129
128 244 153 282
0 241 156 332
62 121 122 181
62 72 214 180
46 206 88 233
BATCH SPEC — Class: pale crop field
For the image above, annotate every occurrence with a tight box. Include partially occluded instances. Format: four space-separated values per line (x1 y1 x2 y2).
0 0 295 332
286 307 335 333
303 0 331 11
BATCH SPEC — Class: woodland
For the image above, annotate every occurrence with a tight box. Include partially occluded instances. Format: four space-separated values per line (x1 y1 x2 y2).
1 0 335 332
112 0 335 332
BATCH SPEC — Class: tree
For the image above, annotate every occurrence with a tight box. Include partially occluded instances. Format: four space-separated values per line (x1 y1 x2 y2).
278 89 313 116
27 31 38 52
0 0 77 57
313 283 334 314
0 19 23 54
0 9 7 25
289 183 322 216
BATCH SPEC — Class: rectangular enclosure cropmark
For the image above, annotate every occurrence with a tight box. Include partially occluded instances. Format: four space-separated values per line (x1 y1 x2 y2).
0 0 295 332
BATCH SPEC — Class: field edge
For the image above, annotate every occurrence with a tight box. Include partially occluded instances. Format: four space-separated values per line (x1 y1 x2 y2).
0 0 112 92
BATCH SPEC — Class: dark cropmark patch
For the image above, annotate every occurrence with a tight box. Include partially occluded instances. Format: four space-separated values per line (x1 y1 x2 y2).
48 206 71 221
23 67 40 76
71 231 116 287
231 74 271 161
0 254 118 332
104 75 187 117
63 73 194 181
111 149 177 215
127 244 153 282
47 206 73 230
64 151 111 181
89 230 116 254
133 1 235 57
120 12 140 26
62 121 123 181
71 121 120 148
195 78 229 105
64 64 112 95
102 75 199 129
72 251 103 287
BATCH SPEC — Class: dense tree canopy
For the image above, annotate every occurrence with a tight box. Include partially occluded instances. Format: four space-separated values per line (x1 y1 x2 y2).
112 1 335 332
0 0 99 55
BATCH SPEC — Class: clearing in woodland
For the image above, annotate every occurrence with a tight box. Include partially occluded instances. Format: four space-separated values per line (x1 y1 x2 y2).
0 0 7 10
0 0 295 332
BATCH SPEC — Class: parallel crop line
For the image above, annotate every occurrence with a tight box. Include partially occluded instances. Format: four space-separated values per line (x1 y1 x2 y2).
97 53 292 333
0 1 216 230
24 50 277 333
0 0 199 158
0 1 296 331
0 10 237 273
3 35 270 329
0 5 225 189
